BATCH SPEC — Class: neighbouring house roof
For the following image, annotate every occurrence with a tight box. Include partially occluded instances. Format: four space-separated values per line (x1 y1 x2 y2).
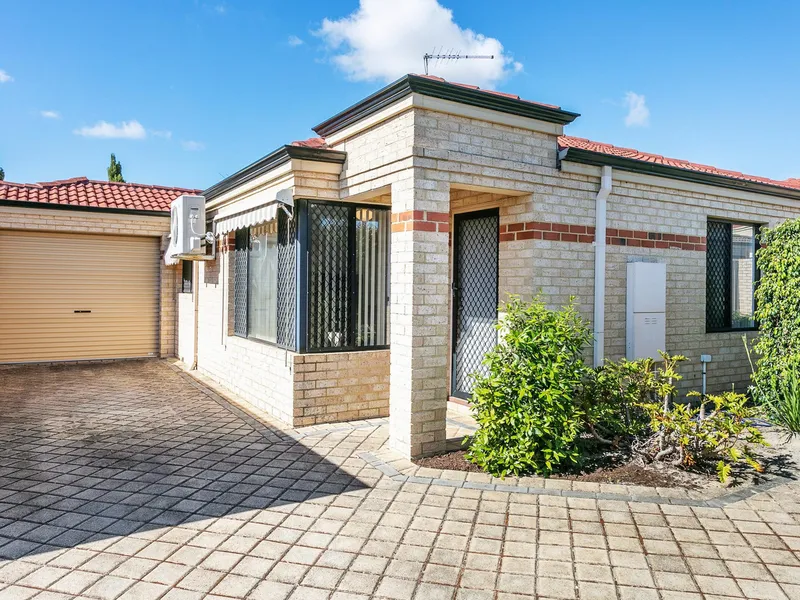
0 177 200 214
559 136 800 198
313 73 580 138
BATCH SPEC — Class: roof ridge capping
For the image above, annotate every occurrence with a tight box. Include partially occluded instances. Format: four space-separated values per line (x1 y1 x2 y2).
313 73 580 138
558 135 800 197
39 176 90 186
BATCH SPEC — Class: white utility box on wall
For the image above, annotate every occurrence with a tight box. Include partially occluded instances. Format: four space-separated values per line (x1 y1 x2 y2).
626 261 667 361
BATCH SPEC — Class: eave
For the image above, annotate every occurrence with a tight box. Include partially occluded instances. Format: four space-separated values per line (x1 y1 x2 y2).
0 199 169 217
560 147 800 202
203 145 347 201
313 74 580 138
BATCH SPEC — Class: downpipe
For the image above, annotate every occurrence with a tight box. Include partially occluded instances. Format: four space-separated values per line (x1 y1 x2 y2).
593 166 613 368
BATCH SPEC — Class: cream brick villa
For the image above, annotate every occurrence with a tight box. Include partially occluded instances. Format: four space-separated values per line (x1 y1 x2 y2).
168 74 800 459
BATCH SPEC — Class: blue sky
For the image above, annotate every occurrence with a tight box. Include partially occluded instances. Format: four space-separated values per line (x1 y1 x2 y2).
1 0 798 190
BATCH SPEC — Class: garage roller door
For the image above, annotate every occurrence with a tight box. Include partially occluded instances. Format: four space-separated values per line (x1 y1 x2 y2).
0 230 160 363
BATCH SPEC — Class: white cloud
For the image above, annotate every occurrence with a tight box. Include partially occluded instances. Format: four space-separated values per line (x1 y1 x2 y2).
73 120 147 139
0 69 13 83
623 91 650 127
182 140 205 151
288 35 304 47
151 129 173 139
214 3 226 14
40 110 61 119
315 0 522 88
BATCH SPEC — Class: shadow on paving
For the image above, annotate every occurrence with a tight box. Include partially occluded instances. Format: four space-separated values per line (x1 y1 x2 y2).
0 360 368 561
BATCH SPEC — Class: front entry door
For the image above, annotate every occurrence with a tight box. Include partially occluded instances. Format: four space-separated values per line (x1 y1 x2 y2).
451 209 499 399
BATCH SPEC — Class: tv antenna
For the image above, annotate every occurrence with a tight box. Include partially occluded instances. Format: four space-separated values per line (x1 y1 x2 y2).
423 50 494 75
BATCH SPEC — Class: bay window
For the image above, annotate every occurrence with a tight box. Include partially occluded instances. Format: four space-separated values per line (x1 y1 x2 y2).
232 199 389 352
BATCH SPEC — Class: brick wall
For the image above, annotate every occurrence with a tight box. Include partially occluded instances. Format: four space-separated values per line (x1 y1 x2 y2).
184 241 392 427
294 350 390 426
0 205 176 358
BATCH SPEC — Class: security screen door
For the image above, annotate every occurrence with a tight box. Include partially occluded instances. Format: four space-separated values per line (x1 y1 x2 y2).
451 209 499 399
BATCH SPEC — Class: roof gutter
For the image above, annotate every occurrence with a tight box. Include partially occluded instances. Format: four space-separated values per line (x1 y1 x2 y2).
561 147 800 202
0 199 168 217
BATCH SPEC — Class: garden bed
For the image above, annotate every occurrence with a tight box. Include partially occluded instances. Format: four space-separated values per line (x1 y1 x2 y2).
415 426 799 490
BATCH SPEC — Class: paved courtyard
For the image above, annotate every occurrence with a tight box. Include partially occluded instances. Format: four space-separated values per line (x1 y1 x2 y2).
1 361 800 599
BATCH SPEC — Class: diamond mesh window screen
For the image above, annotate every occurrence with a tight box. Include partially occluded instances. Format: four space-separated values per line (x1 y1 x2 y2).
233 228 249 337
707 221 732 331
276 211 296 349
308 203 351 350
305 201 390 352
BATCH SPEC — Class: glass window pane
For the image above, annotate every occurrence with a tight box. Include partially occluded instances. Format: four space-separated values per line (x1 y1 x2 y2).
247 222 278 343
355 207 389 347
731 224 755 329
181 260 193 294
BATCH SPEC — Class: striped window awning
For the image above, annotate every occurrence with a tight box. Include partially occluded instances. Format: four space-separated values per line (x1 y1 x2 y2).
214 190 293 236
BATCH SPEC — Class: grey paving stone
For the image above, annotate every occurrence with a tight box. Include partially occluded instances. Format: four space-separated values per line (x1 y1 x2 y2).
3 362 800 600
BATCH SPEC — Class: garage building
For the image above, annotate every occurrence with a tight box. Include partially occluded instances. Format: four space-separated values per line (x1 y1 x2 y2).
0 176 197 363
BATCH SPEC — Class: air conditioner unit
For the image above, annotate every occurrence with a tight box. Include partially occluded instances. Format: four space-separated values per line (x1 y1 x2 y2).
165 195 213 265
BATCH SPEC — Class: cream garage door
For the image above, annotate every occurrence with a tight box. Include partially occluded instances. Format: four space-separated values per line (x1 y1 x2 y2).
0 229 160 363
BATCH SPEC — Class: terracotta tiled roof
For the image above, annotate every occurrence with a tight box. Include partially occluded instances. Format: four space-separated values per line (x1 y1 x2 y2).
0 177 201 212
414 74 562 110
291 137 328 149
559 136 800 192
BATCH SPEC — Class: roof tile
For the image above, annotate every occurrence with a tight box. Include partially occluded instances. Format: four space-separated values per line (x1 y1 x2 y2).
0 176 200 212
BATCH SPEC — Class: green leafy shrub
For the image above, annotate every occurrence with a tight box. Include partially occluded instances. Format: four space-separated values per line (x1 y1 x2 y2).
753 219 800 389
578 357 658 442
637 386 767 484
465 296 592 477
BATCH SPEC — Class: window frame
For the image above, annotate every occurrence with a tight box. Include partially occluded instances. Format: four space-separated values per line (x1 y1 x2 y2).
299 198 391 354
706 218 760 334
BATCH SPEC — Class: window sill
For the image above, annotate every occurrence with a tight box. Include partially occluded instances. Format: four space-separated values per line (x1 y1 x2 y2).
304 345 390 354
232 332 294 352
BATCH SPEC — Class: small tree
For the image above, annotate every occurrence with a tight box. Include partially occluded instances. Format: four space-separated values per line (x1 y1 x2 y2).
0 167 5 181
466 296 592 477
107 153 125 183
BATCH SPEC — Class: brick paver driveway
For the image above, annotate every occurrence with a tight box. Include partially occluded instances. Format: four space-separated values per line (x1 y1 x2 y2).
1 361 800 600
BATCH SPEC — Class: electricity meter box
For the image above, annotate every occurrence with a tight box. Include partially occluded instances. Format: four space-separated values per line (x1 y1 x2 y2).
626 261 666 361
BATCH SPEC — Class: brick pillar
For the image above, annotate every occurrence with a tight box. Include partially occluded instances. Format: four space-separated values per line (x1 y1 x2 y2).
389 171 451 458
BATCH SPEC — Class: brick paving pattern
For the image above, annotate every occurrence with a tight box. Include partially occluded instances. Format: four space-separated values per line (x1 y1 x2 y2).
1 360 799 599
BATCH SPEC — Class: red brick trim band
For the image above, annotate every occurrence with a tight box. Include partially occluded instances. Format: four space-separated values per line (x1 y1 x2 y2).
500 222 595 243
391 210 450 233
500 221 706 251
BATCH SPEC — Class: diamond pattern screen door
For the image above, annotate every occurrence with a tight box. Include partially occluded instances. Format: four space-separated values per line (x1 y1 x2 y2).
451 209 499 399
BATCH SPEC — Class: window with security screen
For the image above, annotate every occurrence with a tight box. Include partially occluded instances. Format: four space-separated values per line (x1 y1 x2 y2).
232 211 296 349
706 220 758 332
306 201 390 352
